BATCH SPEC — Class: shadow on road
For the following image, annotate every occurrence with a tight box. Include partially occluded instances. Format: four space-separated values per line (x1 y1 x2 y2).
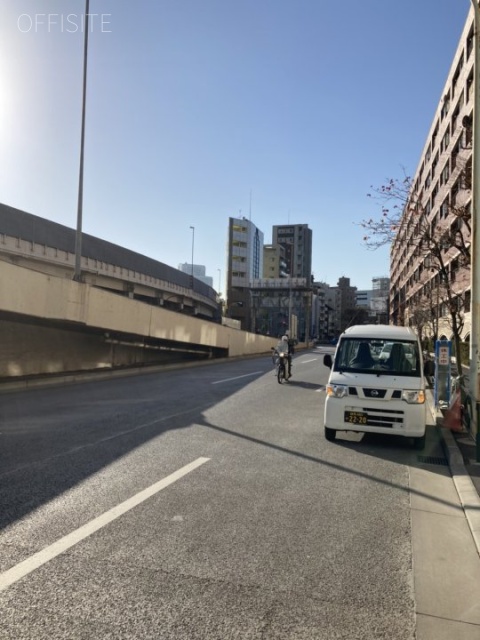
1 353 473 536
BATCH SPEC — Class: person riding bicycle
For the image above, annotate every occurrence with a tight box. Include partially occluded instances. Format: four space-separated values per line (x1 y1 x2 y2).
273 335 292 378
285 331 295 356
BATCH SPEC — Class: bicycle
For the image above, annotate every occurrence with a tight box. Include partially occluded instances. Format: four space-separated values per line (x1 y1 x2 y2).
272 348 289 384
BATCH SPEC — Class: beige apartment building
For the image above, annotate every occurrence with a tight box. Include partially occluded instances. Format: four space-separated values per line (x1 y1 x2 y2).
390 8 474 344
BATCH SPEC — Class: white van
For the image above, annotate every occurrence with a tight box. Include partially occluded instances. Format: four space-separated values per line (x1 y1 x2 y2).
323 325 431 449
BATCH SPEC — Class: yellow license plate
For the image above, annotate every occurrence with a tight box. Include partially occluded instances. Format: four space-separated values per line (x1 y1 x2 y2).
344 411 368 425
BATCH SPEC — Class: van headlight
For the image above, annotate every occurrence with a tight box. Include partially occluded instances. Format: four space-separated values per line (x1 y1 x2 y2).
326 384 348 398
402 390 425 404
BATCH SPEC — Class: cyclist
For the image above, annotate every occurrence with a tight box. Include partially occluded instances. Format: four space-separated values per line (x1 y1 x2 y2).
273 335 292 379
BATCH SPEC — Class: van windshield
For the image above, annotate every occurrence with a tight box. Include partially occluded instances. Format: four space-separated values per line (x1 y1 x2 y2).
334 337 421 377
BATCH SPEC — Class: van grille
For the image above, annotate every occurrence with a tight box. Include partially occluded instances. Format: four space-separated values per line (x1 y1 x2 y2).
345 387 406 427
361 407 404 428
348 386 403 401
363 388 387 399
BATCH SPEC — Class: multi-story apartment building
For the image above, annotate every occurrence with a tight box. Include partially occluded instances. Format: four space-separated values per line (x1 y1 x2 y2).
324 286 338 339
390 10 473 342
262 244 288 279
337 277 357 331
312 281 336 341
226 216 264 330
272 224 312 280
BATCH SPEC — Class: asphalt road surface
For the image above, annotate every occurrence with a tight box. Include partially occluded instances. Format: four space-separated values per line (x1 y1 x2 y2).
0 347 430 639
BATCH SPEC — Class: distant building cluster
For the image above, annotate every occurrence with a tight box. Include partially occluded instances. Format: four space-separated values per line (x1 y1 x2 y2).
0 203 388 339
224 216 388 340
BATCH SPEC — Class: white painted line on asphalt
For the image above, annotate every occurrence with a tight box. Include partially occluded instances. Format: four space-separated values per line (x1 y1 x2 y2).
298 358 318 364
212 371 263 384
0 457 210 593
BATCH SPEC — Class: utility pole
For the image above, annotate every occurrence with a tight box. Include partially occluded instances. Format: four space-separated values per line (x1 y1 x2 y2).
189 225 195 290
74 0 90 281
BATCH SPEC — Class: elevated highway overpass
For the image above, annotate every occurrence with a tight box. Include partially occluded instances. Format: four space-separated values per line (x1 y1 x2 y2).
0 205 277 382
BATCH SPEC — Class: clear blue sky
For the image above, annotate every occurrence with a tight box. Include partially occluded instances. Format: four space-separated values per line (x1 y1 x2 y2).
0 0 471 293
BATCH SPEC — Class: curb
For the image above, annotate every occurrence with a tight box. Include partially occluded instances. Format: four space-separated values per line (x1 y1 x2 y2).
439 425 480 558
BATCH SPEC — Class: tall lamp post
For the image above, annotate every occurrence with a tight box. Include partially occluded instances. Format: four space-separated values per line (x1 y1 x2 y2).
189 225 195 289
470 0 480 460
217 268 221 296
74 0 90 281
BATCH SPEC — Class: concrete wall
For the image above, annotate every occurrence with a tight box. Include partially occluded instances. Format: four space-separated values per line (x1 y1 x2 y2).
0 261 277 378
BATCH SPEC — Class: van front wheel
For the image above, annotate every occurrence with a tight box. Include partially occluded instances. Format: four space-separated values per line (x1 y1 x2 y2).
413 434 426 450
325 427 336 442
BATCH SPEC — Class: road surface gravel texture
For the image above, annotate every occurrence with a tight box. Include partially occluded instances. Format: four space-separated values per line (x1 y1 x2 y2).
0 347 475 639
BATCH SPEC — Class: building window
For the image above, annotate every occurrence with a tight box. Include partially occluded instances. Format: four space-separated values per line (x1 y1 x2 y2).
440 92 450 120
440 162 450 186
467 69 474 102
465 290 471 309
440 197 449 219
462 156 472 190
451 136 461 170
465 111 473 147
467 24 474 60
451 179 460 206
451 92 463 133
440 126 450 153
431 122 439 150
452 53 464 97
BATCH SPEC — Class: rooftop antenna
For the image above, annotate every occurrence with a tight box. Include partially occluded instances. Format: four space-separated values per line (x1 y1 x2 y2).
249 189 252 221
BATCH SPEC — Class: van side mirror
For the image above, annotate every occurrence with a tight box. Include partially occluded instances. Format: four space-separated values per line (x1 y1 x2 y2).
324 354 332 369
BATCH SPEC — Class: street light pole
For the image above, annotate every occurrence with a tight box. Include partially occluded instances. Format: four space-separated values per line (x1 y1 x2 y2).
288 280 292 333
217 268 221 295
74 0 90 281
189 225 195 288
469 0 480 460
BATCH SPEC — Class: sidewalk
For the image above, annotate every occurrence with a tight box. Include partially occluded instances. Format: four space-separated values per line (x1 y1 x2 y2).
437 420 480 558
413 395 480 638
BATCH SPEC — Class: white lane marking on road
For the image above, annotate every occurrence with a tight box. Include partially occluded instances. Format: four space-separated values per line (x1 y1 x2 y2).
0 457 210 593
212 371 263 384
298 358 318 364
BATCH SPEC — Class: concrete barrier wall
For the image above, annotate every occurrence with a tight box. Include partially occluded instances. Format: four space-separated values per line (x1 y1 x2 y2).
0 261 277 378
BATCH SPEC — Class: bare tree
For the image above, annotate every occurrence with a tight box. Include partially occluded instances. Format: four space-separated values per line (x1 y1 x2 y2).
360 168 471 371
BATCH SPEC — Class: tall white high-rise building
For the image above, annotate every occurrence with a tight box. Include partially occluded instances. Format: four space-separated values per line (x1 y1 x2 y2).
226 216 264 330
